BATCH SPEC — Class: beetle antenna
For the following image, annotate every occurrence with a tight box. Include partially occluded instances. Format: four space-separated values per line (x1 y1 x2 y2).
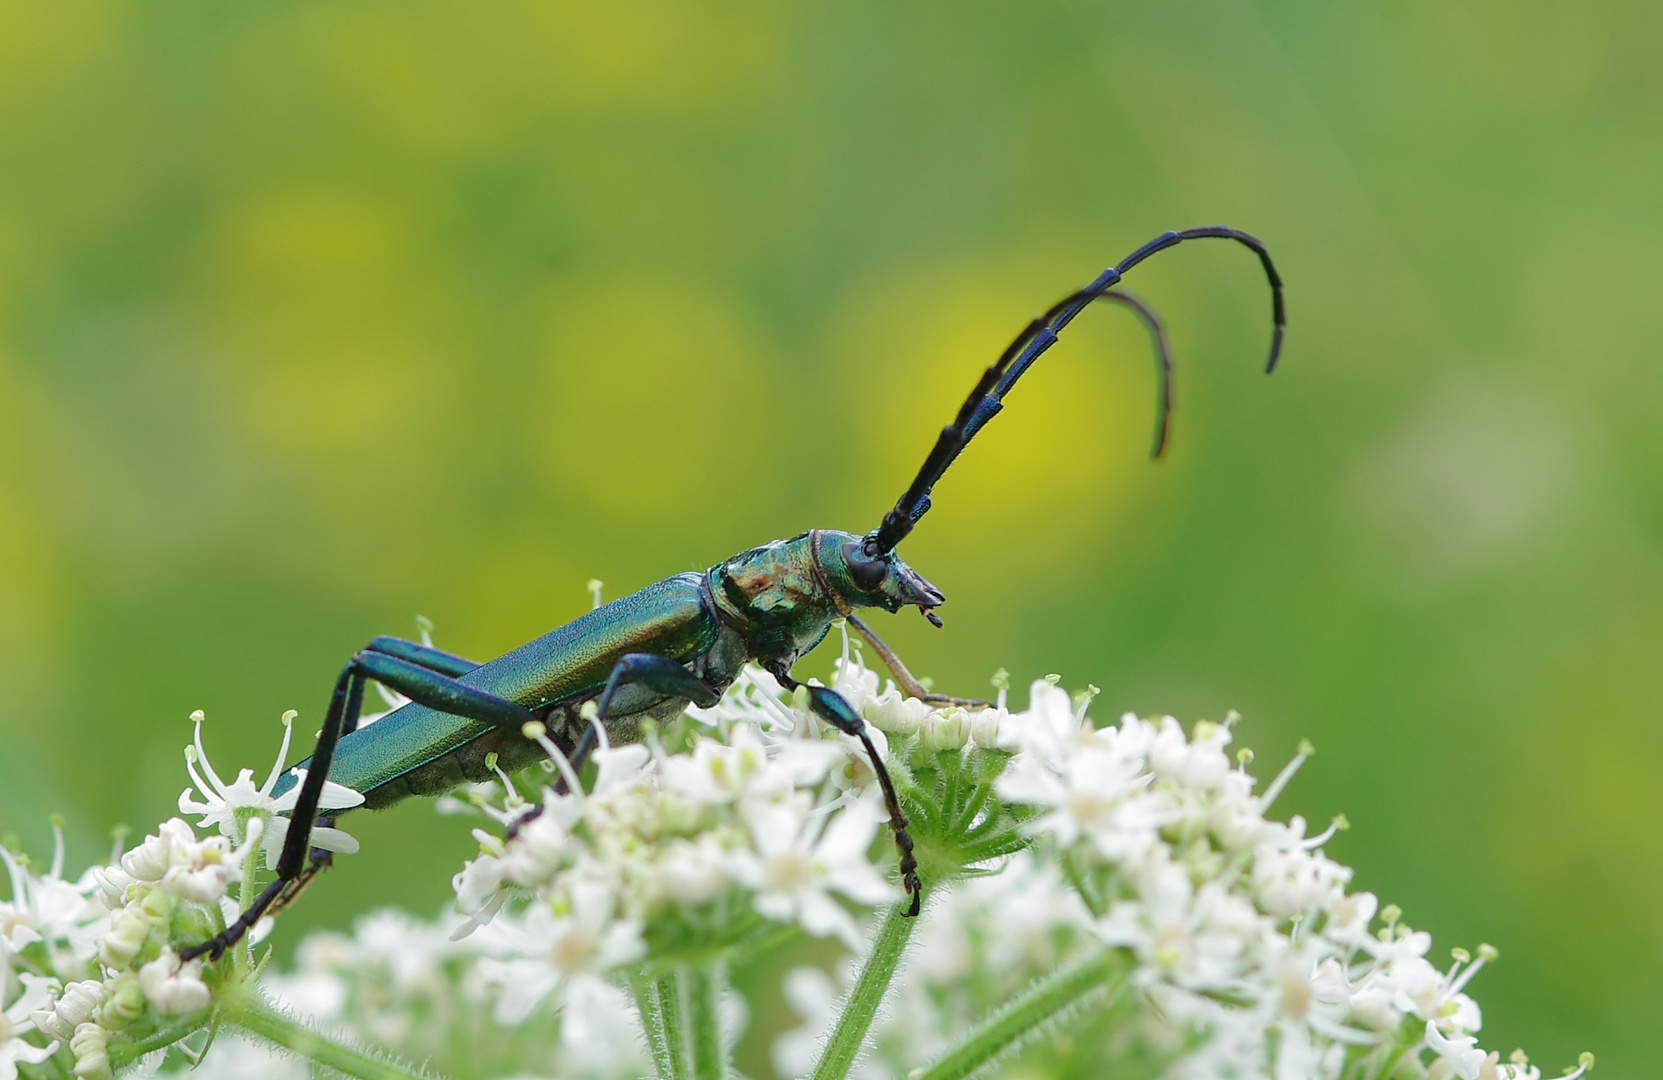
865 226 1283 556
1099 290 1174 460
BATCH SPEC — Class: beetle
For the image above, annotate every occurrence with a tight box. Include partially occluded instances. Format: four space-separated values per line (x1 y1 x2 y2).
182 225 1284 960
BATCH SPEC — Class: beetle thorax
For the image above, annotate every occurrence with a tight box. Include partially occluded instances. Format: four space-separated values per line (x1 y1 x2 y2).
708 533 842 667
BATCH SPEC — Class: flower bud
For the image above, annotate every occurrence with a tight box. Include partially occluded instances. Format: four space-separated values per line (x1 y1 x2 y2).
968 706 1005 748
138 948 212 1016
920 709 966 752
33 980 107 1041
90 865 137 911
99 908 154 968
140 888 178 921
70 1021 111 1080
99 974 146 1028
119 833 170 882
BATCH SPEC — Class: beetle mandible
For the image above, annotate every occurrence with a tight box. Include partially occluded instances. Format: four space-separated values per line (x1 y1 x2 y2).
181 225 1285 960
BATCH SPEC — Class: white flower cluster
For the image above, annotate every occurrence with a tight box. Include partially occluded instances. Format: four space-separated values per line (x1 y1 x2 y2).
8 711 367 1080
449 676 898 1018
2 825 99 1080
2 813 240 1079
778 649 1590 1080
254 906 647 1080
2 638 1593 1080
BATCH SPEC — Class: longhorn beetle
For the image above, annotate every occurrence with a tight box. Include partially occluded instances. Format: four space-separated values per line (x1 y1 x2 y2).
181 226 1284 960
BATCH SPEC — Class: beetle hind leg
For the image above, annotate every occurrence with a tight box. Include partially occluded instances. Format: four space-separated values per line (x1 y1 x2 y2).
182 641 537 960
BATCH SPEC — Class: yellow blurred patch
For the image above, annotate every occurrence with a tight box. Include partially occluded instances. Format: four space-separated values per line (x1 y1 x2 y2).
439 538 588 657
210 192 445 468
312 0 795 153
534 278 782 527
832 265 1156 592
0 4 110 94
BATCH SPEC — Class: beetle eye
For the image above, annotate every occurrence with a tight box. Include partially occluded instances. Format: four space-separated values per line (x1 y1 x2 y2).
842 542 888 591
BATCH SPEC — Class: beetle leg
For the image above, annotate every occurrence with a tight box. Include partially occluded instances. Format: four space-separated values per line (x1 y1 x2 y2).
347 651 540 734
364 635 479 676
770 667 922 918
510 654 718 840
594 652 721 718
183 650 540 960
182 663 370 960
340 636 484 734
844 614 993 710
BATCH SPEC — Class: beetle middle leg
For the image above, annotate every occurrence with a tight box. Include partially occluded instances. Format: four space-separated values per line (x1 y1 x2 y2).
510 653 721 845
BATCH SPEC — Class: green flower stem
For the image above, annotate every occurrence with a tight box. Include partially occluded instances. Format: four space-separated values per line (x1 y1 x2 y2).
958 828 1030 864
222 994 434 1080
634 975 679 1080
106 1018 214 1071
809 898 923 1080
952 775 993 835
913 947 1129 1080
683 962 728 1080
657 971 693 1080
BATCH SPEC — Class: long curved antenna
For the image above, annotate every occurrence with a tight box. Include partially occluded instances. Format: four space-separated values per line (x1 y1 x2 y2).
1098 290 1174 460
866 226 1282 556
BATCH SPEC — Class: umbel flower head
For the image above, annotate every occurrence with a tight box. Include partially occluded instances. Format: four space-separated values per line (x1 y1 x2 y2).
13 708 371 1080
3 627 1592 1080
450 683 901 966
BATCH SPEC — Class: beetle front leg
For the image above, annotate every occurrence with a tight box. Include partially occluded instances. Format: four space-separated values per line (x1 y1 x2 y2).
845 614 992 710
770 666 922 918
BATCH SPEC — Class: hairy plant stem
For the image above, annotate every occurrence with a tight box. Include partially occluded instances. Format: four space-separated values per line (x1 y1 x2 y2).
809 897 923 1080
634 974 680 1080
913 946 1129 1080
683 962 729 1080
105 1019 214 1071
222 993 434 1080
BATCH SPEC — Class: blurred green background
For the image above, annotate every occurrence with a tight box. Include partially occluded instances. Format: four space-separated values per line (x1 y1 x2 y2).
0 0 1656 1073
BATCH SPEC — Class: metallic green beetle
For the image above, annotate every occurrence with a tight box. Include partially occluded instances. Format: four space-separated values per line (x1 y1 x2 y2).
183 225 1285 960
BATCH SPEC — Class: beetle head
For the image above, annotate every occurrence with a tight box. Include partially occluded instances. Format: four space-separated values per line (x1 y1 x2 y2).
816 529 945 624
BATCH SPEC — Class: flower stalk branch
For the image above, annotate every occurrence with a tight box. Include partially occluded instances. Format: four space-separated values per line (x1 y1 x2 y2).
809 896 924 1080
912 947 1129 1080
222 993 433 1080
682 962 728 1080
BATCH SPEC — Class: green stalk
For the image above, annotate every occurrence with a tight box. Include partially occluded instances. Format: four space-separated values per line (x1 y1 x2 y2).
809 899 922 1080
223 994 434 1080
940 752 961 823
912 947 1128 1080
634 975 678 1080
656 971 691 1080
105 1018 214 1071
683 963 728 1080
